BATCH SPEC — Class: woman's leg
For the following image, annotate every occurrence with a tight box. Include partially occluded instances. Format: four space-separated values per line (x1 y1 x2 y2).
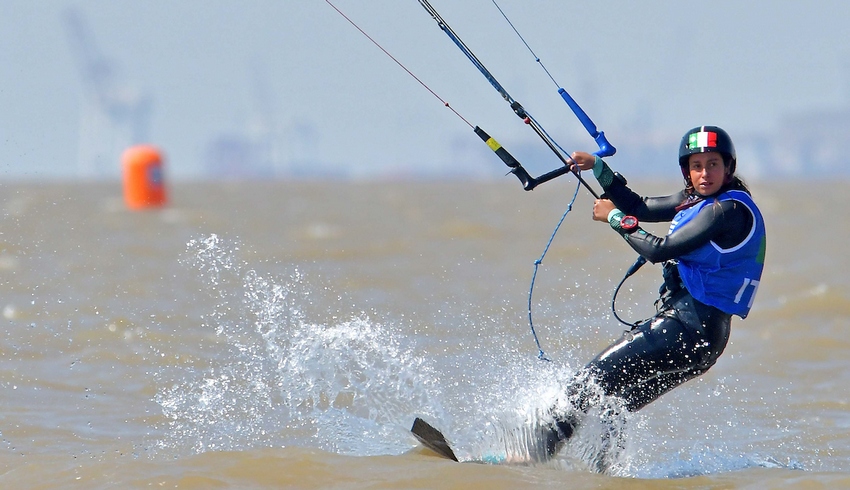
547 293 731 450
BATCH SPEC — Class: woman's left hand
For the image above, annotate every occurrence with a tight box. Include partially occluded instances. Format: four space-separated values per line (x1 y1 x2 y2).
592 199 616 222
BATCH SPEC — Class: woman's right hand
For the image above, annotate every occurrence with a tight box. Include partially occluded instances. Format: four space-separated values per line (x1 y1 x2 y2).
570 151 596 171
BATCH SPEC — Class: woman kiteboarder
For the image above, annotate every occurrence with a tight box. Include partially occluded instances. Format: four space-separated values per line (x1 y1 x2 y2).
544 125 767 469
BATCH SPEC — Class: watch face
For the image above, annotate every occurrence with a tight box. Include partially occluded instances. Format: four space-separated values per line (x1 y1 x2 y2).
621 215 638 230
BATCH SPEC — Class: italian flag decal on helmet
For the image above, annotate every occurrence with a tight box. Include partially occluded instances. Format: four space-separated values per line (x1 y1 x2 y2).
688 130 717 150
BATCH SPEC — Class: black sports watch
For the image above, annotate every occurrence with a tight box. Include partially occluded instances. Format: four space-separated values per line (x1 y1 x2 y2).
620 215 639 233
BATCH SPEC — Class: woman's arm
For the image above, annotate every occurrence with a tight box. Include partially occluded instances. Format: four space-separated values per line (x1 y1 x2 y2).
613 199 752 263
572 152 684 222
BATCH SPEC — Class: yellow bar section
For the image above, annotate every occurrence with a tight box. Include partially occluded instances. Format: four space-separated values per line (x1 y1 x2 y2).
485 137 502 152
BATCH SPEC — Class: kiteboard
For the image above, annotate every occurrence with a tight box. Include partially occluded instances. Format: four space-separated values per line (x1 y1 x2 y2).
411 416 570 464
410 417 459 461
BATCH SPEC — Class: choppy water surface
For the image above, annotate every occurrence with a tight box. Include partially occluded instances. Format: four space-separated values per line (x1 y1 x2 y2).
1 179 848 488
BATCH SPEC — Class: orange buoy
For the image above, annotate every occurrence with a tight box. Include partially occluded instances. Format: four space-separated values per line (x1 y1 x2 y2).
122 145 167 210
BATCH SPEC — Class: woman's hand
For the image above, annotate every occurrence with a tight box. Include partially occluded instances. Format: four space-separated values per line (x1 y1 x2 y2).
592 199 616 222
569 152 616 222
570 151 596 171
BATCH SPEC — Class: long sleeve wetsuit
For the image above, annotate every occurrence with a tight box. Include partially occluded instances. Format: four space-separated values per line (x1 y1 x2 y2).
545 159 761 467
598 163 755 262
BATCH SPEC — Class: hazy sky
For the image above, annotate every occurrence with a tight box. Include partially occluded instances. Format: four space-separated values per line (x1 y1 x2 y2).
2 1 849 180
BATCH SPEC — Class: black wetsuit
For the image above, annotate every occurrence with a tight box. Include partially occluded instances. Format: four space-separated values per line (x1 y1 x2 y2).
548 162 756 456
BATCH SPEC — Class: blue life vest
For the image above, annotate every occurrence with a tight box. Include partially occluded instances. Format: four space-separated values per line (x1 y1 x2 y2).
668 190 766 318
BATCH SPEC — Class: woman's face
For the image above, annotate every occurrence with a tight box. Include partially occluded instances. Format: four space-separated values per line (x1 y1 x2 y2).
688 152 727 196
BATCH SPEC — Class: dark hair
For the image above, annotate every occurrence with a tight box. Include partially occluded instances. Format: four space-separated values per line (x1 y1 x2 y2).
719 153 750 195
721 175 751 195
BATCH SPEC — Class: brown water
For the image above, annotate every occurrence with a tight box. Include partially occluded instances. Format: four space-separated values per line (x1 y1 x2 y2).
1 179 848 488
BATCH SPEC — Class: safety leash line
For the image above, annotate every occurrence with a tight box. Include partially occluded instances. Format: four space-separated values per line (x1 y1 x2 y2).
527 179 581 361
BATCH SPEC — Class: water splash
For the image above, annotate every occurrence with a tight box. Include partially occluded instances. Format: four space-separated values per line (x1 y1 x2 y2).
152 234 803 477
155 234 439 455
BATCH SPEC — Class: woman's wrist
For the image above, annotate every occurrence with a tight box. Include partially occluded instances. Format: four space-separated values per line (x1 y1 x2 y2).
607 208 625 230
593 156 616 188
592 156 604 178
